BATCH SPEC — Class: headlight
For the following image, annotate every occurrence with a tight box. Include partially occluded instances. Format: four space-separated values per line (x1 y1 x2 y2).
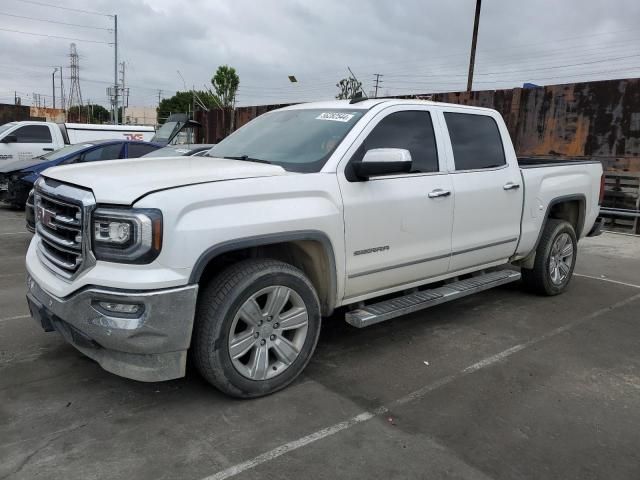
92 208 162 263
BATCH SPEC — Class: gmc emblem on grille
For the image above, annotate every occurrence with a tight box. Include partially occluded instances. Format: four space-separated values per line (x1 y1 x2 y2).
36 205 57 230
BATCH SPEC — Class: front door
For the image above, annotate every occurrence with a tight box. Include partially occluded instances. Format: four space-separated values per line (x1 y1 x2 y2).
338 106 454 302
11 125 55 160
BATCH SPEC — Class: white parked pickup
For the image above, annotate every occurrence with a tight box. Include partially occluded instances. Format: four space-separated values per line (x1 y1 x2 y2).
25 99 603 398
0 121 155 165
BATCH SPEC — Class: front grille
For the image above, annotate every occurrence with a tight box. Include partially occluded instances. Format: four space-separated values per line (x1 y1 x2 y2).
34 178 95 279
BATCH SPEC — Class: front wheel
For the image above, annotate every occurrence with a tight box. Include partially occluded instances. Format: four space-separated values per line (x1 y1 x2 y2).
522 219 577 296
193 259 321 398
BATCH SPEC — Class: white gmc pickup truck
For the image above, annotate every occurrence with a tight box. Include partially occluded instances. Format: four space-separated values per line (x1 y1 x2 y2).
25 99 603 398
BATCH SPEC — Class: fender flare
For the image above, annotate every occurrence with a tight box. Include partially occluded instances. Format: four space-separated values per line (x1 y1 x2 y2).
189 230 338 315
519 194 586 268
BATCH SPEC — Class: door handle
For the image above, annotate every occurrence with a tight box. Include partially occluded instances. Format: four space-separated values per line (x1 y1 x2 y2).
42 148 54 151
428 189 451 198
503 182 520 190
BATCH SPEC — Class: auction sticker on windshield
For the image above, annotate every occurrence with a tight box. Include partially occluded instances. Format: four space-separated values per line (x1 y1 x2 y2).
316 112 355 122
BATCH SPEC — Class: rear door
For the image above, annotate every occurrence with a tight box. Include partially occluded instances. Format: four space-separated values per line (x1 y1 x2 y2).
440 109 523 272
338 105 454 301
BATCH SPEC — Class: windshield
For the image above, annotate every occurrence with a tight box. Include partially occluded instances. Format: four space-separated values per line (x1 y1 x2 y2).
38 143 93 161
151 121 183 144
206 109 365 173
0 122 17 137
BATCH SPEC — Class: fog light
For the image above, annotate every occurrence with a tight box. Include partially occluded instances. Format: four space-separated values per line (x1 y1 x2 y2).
98 301 141 314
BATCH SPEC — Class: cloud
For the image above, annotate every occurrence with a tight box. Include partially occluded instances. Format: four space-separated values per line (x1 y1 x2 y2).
1 0 639 110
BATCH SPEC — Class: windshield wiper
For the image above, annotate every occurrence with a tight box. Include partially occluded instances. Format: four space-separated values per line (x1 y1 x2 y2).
222 155 271 164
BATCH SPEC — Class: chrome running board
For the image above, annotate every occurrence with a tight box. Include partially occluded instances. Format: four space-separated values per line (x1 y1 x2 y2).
345 270 521 328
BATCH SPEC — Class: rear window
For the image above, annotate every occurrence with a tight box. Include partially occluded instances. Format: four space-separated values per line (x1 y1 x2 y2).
81 143 123 162
444 113 506 170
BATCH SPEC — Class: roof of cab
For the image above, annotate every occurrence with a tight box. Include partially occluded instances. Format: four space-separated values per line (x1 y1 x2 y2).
81 139 157 145
279 98 498 113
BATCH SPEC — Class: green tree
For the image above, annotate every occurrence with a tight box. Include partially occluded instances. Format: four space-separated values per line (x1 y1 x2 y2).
211 65 239 109
157 90 217 124
67 104 110 123
336 76 363 100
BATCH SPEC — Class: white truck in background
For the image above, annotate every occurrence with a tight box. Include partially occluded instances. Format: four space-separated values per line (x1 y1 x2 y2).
0 121 155 166
25 99 603 398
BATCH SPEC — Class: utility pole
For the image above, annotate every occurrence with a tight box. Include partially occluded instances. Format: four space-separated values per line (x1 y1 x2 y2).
113 14 119 125
59 66 65 112
119 61 127 124
373 73 383 98
157 89 162 106
466 0 482 92
52 68 57 109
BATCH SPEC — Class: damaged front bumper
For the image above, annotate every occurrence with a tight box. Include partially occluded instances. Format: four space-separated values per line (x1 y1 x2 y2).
26 275 198 382
0 174 31 207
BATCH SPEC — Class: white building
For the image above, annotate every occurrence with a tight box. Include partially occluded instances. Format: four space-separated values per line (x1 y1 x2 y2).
124 106 157 126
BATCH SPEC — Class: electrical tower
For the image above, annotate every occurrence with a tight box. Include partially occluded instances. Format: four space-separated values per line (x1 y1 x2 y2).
68 43 84 121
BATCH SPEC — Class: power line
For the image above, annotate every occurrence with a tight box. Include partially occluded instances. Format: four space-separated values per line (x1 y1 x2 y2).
381 66 640 92
381 54 640 84
383 46 640 79
241 44 640 94
0 27 110 43
347 27 640 73
11 0 110 16
0 12 111 30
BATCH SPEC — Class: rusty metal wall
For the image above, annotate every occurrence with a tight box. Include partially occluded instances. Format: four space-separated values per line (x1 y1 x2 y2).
404 78 640 172
29 107 66 122
0 103 32 124
205 78 640 172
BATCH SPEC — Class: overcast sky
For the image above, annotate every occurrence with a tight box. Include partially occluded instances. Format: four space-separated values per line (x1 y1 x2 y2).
1 0 639 110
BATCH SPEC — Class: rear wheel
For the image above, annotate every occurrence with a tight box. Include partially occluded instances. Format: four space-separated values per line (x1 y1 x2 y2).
193 259 321 398
522 219 577 295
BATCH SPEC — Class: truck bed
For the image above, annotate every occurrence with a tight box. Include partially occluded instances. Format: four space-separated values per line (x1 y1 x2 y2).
515 159 602 260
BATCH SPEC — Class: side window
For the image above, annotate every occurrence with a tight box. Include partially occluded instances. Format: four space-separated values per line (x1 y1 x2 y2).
127 143 158 158
81 144 123 162
444 113 506 170
356 110 439 174
13 125 52 143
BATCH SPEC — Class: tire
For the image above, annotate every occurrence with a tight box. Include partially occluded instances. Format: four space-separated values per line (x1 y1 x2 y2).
521 219 577 296
193 259 321 398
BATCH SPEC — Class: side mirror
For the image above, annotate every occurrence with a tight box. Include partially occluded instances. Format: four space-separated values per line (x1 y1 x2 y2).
1 134 17 143
353 148 412 180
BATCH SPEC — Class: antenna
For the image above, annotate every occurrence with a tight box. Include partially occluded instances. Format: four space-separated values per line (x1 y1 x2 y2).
347 66 367 99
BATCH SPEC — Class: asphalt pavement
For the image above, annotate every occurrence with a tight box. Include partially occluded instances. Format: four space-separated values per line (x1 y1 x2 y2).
1 206 639 480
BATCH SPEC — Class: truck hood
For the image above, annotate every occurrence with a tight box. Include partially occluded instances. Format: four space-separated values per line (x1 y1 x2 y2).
42 156 290 204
